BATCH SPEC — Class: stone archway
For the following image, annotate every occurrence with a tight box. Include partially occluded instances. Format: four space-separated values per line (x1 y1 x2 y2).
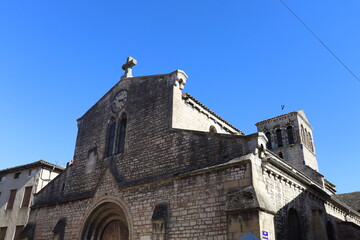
81 200 131 240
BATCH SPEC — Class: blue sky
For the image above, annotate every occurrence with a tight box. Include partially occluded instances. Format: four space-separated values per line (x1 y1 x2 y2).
0 0 359 193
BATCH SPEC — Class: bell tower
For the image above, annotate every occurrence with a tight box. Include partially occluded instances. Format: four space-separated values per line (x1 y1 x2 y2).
256 110 318 171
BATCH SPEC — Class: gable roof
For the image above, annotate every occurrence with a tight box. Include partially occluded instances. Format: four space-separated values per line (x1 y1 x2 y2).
0 160 64 175
255 110 311 129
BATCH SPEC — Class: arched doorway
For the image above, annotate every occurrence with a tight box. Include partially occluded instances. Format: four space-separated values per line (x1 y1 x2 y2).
81 201 131 240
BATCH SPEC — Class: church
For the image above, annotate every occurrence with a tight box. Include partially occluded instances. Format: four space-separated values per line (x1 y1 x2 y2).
24 57 359 239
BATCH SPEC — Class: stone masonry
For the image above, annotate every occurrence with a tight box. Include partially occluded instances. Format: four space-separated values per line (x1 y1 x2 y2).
26 57 360 240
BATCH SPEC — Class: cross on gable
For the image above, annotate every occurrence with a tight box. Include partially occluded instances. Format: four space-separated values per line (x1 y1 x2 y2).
121 56 137 79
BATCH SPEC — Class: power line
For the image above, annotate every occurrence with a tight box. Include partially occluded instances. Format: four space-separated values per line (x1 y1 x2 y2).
279 0 360 83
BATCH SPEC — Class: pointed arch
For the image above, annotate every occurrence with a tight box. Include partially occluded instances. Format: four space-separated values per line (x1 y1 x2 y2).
105 117 116 157
116 113 127 154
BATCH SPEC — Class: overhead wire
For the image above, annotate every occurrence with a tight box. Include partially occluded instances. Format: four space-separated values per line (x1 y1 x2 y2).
279 0 360 83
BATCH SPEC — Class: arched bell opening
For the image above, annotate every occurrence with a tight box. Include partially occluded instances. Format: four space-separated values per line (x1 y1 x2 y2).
81 201 131 240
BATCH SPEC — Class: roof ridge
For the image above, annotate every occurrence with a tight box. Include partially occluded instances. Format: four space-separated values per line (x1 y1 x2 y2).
255 111 301 125
0 160 64 174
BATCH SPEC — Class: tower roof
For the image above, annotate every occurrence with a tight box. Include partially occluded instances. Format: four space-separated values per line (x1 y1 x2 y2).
255 110 311 128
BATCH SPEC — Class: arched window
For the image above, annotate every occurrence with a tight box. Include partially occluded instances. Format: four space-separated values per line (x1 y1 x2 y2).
301 125 305 144
116 113 127 154
209 125 217 133
265 132 272 149
105 118 116 157
287 208 302 240
308 132 314 152
276 128 283 147
278 152 283 159
287 126 294 145
305 129 309 148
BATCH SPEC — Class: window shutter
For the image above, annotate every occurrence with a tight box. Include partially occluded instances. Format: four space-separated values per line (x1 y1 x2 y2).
7 189 17 209
0 227 7 240
21 186 32 208
14 226 24 240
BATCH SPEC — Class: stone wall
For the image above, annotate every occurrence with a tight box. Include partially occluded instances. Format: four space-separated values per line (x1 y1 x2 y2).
171 86 239 135
29 68 360 240
30 160 252 240
261 155 360 240
33 71 260 208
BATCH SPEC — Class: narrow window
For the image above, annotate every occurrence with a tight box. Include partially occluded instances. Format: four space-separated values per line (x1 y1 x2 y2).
7 189 17 210
105 118 116 157
28 169 36 176
117 113 127 154
276 128 283 147
308 133 314 151
0 227 7 240
14 225 24 240
0 176 4 182
278 152 283 159
304 129 309 148
301 125 305 144
21 186 32 208
287 126 294 144
265 132 272 149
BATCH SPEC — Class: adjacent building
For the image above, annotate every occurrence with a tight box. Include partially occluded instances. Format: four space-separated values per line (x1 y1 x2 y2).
0 160 64 240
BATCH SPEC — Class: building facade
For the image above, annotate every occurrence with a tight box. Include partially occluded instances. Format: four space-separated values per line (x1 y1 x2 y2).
0 160 63 240
26 58 360 239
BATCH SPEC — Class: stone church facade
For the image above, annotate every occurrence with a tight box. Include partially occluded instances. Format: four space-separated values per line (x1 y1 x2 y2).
25 58 359 239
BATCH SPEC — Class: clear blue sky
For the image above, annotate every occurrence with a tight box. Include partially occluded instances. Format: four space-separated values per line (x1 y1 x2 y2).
0 0 359 194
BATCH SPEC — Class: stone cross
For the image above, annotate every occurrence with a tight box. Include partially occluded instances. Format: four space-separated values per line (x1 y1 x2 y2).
121 56 137 79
